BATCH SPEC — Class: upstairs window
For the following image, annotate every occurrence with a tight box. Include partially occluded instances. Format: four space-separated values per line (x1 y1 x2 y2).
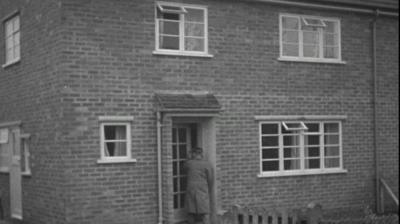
4 14 20 66
260 121 343 176
155 2 208 55
279 14 341 62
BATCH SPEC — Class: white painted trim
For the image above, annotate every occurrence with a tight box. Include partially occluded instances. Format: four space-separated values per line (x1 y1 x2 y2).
254 115 347 121
0 121 21 128
152 50 214 58
257 168 348 178
98 116 134 121
97 158 137 164
2 58 21 68
11 214 23 220
252 0 398 17
277 57 346 64
99 122 133 161
0 167 10 173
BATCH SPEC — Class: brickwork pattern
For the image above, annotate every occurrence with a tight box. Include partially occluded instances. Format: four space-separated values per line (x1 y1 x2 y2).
0 0 398 223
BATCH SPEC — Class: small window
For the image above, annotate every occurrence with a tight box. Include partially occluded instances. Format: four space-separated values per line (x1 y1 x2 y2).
98 116 136 163
4 14 20 65
280 14 341 62
155 2 208 55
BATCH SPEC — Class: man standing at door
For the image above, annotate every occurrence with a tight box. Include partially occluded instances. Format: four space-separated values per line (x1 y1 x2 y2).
185 147 215 224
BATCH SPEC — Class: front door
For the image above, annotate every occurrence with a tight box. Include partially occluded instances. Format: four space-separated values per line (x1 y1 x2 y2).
172 125 191 223
10 128 22 219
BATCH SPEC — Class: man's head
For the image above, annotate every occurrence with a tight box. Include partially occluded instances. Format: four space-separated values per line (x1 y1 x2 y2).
191 147 203 159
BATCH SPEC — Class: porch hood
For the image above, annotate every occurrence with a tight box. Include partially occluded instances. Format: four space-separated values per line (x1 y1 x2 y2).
155 93 222 113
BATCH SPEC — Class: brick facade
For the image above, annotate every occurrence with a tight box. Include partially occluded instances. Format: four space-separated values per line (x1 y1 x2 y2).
0 0 398 224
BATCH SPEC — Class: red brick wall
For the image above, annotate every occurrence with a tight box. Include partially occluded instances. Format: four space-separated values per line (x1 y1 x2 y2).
0 0 66 223
0 0 398 223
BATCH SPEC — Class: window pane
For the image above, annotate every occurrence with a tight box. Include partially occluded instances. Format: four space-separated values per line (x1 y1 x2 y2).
185 22 204 37
284 147 300 158
172 145 177 159
173 162 178 175
325 158 340 168
180 177 187 191
159 20 179 35
173 177 178 192
305 159 320 169
261 124 278 135
324 135 339 145
179 145 187 159
5 21 13 36
161 12 180 20
305 135 319 146
179 161 185 175
262 136 279 147
14 44 20 59
324 21 337 33
262 148 279 159
6 48 13 62
184 37 204 51
304 123 319 133
178 128 186 142
105 142 127 156
282 16 299 29
324 46 339 59
283 135 299 146
185 8 204 22
104 125 126 140
324 123 339 133
173 194 179 209
305 146 320 157
282 43 299 56
13 16 20 31
262 161 279 171
284 159 300 170
303 17 324 26
303 31 319 44
282 30 298 43
303 45 319 57
180 193 185 208
323 33 338 46
160 35 179 50
6 36 13 50
325 146 339 156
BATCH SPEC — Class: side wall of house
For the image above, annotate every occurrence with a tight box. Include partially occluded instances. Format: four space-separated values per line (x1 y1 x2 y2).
0 0 66 223
376 16 399 210
59 0 398 223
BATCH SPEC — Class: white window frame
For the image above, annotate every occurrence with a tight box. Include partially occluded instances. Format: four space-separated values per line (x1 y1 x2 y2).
97 116 136 164
258 119 347 177
278 13 344 64
3 13 21 67
153 1 213 57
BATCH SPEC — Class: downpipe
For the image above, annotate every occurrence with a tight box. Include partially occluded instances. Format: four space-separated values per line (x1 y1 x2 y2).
371 10 381 214
157 111 163 224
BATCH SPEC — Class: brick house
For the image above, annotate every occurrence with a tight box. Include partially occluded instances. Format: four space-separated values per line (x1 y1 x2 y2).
0 0 398 223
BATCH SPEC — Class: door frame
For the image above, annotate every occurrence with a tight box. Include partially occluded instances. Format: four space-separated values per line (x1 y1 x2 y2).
169 116 218 224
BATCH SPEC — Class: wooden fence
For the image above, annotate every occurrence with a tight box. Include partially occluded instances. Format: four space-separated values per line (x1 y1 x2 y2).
217 204 323 224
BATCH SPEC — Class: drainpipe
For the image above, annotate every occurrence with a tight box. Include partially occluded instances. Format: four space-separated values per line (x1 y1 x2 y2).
371 9 380 214
156 111 163 224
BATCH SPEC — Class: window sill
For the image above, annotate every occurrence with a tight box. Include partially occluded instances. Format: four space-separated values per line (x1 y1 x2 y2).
22 171 32 177
257 168 348 178
0 167 9 173
153 50 214 58
97 158 137 164
2 58 21 68
277 57 346 64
